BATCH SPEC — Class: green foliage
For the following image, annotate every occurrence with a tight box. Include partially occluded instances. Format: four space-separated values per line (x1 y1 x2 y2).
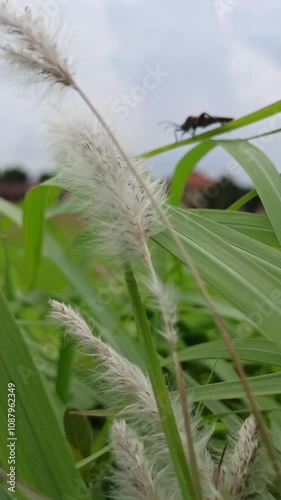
0 167 28 183
0 289 88 499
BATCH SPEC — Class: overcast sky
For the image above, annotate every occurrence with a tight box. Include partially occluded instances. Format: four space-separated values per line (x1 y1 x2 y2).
1 0 281 186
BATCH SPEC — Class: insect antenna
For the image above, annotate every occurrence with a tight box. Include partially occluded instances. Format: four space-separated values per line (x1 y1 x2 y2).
158 121 181 131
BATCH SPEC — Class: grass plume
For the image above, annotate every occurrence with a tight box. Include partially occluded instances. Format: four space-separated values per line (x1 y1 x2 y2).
0 1 73 88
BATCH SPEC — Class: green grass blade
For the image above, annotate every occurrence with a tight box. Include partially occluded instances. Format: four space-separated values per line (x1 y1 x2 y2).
0 289 88 499
162 339 281 367
23 183 61 289
143 99 281 158
75 446 111 469
0 198 22 226
0 468 51 499
171 209 281 274
227 188 257 211
189 372 281 402
56 336 75 403
154 216 281 346
184 209 279 247
245 127 281 142
169 141 216 206
218 140 281 245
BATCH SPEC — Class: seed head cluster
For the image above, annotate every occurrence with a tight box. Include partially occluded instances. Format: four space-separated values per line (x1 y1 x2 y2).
0 1 73 88
48 113 166 260
50 300 272 499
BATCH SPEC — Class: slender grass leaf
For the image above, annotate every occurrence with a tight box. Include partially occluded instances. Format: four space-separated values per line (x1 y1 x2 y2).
217 140 281 245
75 446 111 470
163 339 281 367
171 209 281 274
143 99 281 158
71 407 123 418
246 127 281 142
185 208 279 247
228 188 257 211
0 198 22 226
154 214 281 346
189 372 281 402
169 141 216 206
23 183 61 288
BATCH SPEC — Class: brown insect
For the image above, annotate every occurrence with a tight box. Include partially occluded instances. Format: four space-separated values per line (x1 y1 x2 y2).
160 112 233 141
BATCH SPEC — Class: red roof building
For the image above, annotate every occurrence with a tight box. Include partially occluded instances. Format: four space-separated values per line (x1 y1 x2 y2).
0 182 36 202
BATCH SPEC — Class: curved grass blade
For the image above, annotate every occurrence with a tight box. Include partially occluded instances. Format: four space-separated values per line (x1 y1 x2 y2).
23 182 61 289
185 209 279 247
154 216 281 346
227 188 257 211
189 372 281 402
0 198 22 226
162 339 281 367
245 126 281 142
171 209 281 275
143 99 281 158
75 446 111 469
169 141 216 206
217 140 281 245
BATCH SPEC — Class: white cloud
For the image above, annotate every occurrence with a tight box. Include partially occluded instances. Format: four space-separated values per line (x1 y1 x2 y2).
228 41 281 110
0 0 281 186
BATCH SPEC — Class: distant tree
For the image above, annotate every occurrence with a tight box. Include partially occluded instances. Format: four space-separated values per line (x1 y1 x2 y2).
0 167 28 183
39 172 52 183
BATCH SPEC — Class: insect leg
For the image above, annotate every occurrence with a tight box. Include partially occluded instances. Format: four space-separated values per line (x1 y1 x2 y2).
174 128 179 142
180 130 186 141
192 125 197 137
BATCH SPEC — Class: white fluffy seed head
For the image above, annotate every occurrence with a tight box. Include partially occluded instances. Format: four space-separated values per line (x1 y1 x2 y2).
48 111 166 261
222 414 271 498
49 299 158 419
111 420 163 500
228 414 259 497
0 1 73 89
49 300 224 500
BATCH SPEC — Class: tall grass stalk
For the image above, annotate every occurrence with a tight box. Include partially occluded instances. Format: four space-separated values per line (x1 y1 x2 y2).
141 244 202 497
124 263 198 499
56 335 75 403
